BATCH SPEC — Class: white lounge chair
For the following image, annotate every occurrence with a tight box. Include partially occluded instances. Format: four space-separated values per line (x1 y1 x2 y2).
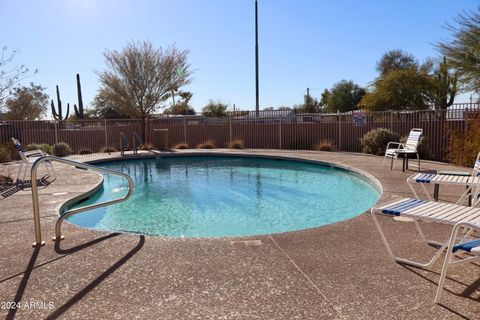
383 128 423 171
371 196 480 303
11 138 54 183
436 221 480 303
407 151 480 202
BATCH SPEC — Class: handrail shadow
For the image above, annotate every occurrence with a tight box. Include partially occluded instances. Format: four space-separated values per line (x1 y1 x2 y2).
5 247 40 320
54 233 120 254
45 235 145 319
3 233 123 320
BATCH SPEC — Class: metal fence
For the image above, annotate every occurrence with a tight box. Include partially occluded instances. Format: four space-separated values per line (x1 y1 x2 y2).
1 103 479 161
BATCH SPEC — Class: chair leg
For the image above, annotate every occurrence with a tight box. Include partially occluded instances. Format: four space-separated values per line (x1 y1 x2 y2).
371 210 446 268
22 164 29 182
435 225 461 303
48 161 56 180
390 156 394 170
417 153 420 172
16 162 24 182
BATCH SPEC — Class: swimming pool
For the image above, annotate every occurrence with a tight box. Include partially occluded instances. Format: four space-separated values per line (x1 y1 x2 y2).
67 156 381 237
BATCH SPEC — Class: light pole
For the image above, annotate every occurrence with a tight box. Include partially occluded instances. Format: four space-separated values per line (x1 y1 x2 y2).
255 0 259 117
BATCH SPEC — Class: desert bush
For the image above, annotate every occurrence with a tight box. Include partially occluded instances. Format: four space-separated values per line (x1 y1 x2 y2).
53 142 73 157
79 148 93 154
447 120 480 166
140 143 154 150
26 143 53 155
228 139 245 149
25 143 40 152
197 140 215 149
0 144 13 163
360 128 401 155
101 146 118 153
314 140 335 151
173 143 189 149
38 143 53 155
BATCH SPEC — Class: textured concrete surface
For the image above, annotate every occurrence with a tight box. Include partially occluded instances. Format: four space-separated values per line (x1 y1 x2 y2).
0 150 479 319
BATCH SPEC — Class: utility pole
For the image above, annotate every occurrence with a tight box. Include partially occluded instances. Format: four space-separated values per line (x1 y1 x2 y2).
255 0 260 117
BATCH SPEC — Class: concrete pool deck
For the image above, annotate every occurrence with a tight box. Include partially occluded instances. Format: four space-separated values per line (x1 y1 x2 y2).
0 149 479 319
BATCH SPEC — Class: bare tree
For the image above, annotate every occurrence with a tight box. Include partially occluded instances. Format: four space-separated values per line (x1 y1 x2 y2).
0 46 37 106
97 41 192 142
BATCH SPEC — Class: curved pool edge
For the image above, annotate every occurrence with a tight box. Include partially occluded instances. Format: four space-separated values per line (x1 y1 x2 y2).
59 151 384 239
57 173 105 216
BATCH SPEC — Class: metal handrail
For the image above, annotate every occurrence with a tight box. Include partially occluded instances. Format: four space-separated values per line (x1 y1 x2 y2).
120 132 129 156
133 131 142 155
30 155 134 247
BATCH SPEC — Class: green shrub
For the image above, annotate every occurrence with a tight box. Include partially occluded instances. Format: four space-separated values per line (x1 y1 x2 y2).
26 143 53 155
38 144 53 155
25 143 40 152
360 128 401 155
79 148 93 154
314 140 335 151
53 142 73 157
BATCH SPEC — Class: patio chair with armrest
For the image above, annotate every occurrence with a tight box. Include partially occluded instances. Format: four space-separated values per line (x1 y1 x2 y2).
383 128 423 171
11 138 55 183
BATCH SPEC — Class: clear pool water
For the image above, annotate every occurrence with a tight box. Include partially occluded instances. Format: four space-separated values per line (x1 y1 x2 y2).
67 156 380 237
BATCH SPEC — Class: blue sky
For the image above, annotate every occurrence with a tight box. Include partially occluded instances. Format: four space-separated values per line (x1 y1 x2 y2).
1 0 478 115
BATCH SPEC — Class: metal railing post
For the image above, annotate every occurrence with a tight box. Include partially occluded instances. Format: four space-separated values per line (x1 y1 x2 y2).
29 155 134 247
31 159 45 247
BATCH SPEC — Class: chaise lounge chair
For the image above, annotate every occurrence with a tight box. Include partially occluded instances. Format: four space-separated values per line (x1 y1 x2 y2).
407 151 480 203
371 196 480 303
11 138 55 183
383 128 423 171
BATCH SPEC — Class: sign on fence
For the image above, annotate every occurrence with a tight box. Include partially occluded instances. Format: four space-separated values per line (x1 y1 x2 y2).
352 111 366 126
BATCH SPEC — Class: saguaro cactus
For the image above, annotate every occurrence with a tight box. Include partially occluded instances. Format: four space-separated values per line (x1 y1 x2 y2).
51 85 70 120
74 73 85 119
434 56 457 110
